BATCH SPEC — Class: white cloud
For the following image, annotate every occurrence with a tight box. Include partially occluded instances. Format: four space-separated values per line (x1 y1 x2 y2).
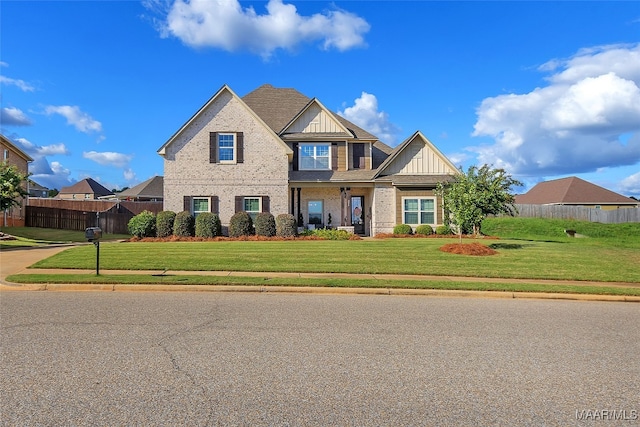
45 105 103 134
30 161 74 190
471 43 640 176
123 168 137 182
338 92 401 145
83 151 132 168
0 107 32 126
151 0 369 57
0 75 36 92
619 171 640 197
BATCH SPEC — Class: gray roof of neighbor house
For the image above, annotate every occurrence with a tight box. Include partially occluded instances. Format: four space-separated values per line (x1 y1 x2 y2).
515 176 638 205
58 178 113 198
118 176 164 199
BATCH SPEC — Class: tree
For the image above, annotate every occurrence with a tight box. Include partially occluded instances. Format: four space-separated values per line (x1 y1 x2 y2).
1 162 29 212
436 165 522 240
48 188 59 198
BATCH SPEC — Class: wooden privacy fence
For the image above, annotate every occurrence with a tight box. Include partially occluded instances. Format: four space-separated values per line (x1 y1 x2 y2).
26 200 163 234
512 204 640 223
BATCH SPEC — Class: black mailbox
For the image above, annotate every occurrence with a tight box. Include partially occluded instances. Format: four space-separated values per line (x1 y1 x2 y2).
85 227 102 241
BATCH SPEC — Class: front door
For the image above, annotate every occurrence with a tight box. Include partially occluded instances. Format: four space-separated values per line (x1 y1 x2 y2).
351 196 365 235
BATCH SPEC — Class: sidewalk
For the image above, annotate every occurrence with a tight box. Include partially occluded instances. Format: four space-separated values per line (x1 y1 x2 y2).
2 245 639 302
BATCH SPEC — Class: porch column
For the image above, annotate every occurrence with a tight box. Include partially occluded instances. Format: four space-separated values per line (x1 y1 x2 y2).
296 187 302 226
290 188 295 215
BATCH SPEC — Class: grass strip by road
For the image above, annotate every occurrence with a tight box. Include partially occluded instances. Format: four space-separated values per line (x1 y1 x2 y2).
6 273 640 296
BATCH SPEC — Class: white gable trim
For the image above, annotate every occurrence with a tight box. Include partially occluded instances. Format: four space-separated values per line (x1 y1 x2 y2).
157 84 292 158
280 98 353 137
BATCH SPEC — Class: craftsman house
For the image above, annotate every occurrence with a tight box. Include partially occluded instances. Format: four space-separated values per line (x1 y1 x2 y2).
158 84 458 236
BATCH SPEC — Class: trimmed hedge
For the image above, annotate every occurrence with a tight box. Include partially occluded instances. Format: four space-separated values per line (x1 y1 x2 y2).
229 212 254 237
195 212 222 238
276 214 297 237
393 224 413 235
415 224 434 236
310 228 353 240
128 210 156 238
436 225 453 235
254 212 276 237
156 211 176 238
174 211 195 237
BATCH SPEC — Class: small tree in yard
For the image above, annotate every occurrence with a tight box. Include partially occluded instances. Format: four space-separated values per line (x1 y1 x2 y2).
1 163 29 215
436 165 522 241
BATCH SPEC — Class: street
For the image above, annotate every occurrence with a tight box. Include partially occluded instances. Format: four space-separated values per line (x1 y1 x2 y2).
1 292 638 426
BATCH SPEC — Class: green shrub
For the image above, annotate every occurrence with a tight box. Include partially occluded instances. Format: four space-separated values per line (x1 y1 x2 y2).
156 211 176 238
393 224 413 235
254 212 276 237
229 212 254 237
311 228 352 240
276 214 298 237
436 225 453 235
128 210 156 238
415 224 434 236
195 212 221 238
174 211 195 237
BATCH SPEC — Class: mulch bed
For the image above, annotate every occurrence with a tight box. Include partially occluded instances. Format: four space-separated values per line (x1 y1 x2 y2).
439 242 499 256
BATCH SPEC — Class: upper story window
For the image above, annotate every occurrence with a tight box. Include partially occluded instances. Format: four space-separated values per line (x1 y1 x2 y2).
210 132 243 164
3 149 9 161
218 133 235 163
300 143 330 170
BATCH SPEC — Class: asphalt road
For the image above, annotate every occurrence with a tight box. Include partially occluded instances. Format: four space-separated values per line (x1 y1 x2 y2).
1 292 638 426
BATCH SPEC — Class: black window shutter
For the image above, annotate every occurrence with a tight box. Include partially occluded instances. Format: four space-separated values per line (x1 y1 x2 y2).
292 143 299 171
183 196 192 212
262 196 270 213
235 196 243 213
211 196 219 214
209 132 218 163
331 143 338 171
236 132 244 163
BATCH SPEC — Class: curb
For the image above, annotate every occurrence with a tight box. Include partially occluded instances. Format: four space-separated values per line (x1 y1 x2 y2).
1 282 638 302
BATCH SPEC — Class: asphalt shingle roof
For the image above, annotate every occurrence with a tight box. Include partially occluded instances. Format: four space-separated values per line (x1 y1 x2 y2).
515 176 638 205
59 178 112 197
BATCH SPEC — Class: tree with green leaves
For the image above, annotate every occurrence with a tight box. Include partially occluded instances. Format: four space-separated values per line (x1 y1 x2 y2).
436 165 522 240
1 162 30 213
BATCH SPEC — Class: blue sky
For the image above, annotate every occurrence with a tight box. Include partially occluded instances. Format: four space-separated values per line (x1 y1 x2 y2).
1 1 639 197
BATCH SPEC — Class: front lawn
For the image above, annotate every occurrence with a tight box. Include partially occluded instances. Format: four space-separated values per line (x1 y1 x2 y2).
29 237 640 283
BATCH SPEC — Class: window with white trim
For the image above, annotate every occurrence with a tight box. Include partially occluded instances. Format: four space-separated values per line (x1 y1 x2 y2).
403 197 435 225
299 143 330 170
218 133 236 163
244 197 261 221
193 197 210 218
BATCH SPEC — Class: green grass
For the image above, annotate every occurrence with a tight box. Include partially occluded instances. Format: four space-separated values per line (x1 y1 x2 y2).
6 273 640 296
9 218 640 288
0 226 130 249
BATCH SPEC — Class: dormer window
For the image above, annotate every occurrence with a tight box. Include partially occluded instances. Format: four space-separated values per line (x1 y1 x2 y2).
300 143 330 170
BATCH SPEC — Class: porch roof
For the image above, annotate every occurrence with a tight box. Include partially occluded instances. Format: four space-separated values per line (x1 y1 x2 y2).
374 174 456 186
290 169 377 183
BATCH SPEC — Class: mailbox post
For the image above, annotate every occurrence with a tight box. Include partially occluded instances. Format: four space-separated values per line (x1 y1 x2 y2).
85 227 102 275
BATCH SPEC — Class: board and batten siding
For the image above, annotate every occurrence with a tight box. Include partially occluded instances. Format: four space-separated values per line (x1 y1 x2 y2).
287 104 345 134
385 139 455 175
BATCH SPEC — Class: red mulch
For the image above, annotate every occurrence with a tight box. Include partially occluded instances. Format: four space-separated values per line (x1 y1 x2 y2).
439 242 498 256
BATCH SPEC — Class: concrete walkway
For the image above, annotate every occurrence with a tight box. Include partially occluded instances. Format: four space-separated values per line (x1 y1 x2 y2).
1 244 639 302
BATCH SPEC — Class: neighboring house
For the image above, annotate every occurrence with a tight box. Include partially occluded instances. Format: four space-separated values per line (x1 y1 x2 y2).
28 180 50 198
57 178 113 200
158 84 458 236
515 176 639 210
1 134 33 226
117 176 164 201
